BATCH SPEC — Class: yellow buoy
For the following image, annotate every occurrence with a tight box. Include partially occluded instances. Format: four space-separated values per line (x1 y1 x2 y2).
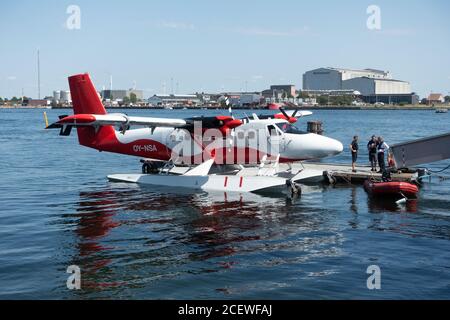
43 111 49 128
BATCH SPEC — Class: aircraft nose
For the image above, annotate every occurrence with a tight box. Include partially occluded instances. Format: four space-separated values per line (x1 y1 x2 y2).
329 138 344 155
319 136 343 157
285 133 344 160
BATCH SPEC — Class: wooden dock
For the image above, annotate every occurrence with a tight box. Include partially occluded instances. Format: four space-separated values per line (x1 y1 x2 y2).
284 162 415 184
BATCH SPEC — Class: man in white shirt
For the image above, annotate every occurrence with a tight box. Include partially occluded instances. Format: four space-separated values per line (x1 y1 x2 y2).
377 136 389 173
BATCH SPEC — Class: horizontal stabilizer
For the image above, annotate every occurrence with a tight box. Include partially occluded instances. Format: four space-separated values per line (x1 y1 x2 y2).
60 125 73 136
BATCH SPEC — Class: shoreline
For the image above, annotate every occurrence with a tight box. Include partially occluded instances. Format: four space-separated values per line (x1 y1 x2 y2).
1 105 446 111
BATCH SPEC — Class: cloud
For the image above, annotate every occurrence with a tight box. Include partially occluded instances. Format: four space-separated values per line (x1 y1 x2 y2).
251 75 263 80
233 26 310 37
156 21 195 30
7 76 17 81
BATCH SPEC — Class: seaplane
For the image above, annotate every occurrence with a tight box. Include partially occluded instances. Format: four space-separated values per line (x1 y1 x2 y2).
46 73 343 195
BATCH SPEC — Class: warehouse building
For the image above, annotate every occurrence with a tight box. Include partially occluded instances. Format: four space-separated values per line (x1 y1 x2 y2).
128 89 144 100
303 67 417 104
262 85 296 99
148 94 200 106
342 77 410 96
217 92 262 107
101 89 144 101
303 68 391 91
102 90 128 100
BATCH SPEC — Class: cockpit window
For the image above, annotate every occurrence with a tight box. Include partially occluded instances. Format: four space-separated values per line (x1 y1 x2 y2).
267 125 279 136
275 123 307 134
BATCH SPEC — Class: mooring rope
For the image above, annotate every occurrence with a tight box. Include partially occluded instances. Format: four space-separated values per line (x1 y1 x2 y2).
428 163 450 174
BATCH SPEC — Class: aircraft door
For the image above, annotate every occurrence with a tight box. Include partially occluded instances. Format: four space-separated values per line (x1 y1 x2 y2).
167 128 199 162
266 124 285 155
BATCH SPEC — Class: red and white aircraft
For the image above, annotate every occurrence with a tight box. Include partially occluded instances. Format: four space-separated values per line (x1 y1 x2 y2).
47 74 343 167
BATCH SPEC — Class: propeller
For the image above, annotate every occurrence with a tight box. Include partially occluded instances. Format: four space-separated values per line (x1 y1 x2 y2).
278 106 299 124
279 106 300 118
119 114 130 134
279 107 289 119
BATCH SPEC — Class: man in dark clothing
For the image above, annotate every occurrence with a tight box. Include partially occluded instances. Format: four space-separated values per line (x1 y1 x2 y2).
367 135 378 172
350 136 359 172
377 136 389 173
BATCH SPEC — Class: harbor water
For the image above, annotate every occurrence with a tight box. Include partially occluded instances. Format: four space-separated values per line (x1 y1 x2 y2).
0 108 449 299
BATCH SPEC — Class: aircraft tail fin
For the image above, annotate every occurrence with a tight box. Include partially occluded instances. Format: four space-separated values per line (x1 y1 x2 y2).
69 73 107 115
67 73 114 148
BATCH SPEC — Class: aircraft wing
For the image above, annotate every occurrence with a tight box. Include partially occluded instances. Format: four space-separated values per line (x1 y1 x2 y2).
46 113 187 129
46 113 242 136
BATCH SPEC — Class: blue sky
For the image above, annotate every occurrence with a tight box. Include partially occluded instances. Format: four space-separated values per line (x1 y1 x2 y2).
1 0 449 98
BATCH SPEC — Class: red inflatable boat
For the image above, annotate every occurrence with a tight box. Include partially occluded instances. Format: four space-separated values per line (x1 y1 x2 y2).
364 180 419 199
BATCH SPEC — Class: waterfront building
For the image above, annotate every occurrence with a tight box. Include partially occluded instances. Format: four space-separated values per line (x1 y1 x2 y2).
23 98 51 107
148 94 200 106
52 90 72 104
128 89 144 100
428 93 445 104
219 92 262 107
59 90 71 103
53 90 61 102
301 89 360 97
101 89 128 100
101 89 144 101
303 68 391 91
262 85 296 99
303 67 417 104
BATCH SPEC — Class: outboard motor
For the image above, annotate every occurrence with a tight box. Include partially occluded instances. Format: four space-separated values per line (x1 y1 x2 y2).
381 170 392 182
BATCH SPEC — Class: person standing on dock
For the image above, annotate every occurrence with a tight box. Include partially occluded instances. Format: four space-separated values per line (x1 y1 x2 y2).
377 136 390 173
367 135 378 172
350 136 359 172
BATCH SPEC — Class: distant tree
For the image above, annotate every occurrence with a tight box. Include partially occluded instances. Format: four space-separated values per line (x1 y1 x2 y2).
0 97 3 103
11 96 19 102
281 92 287 99
122 96 130 104
330 95 353 106
317 96 328 105
297 91 310 99
130 93 137 104
445 96 450 103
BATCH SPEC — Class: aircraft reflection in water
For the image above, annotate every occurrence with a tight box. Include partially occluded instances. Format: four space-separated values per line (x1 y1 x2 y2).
59 183 449 297
65 185 339 294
